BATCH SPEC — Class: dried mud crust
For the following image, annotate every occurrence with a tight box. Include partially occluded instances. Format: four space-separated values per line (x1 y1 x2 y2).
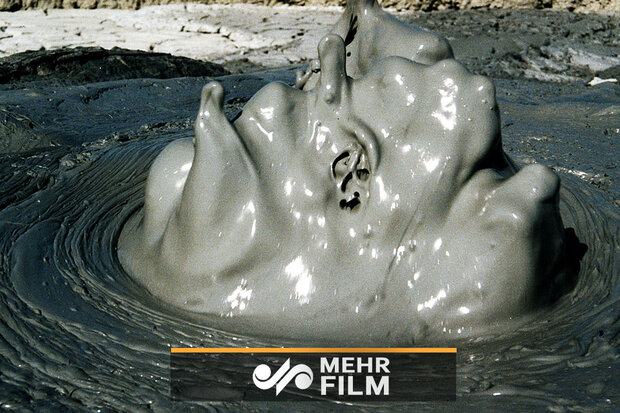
0 0 618 12
1 8 616 84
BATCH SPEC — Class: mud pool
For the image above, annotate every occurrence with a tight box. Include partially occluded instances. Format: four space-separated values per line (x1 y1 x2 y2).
0 67 618 411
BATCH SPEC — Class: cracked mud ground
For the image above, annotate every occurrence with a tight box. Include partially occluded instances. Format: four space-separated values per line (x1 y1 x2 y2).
1 5 618 81
0 5 618 200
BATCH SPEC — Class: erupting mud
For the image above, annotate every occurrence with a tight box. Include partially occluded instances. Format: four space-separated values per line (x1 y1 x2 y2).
118 0 578 341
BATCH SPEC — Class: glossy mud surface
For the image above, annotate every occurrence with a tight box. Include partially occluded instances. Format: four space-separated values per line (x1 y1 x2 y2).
0 68 618 410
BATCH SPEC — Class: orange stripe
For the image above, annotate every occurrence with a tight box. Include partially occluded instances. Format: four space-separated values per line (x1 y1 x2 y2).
170 347 456 354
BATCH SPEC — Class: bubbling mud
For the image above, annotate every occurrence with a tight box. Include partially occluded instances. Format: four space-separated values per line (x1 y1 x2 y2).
0 1 617 410
118 0 576 340
0 130 616 409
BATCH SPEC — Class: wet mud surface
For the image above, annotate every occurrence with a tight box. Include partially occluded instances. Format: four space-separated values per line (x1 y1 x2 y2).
408 9 620 82
0 46 229 88
0 7 618 413
0 69 288 152
0 67 618 412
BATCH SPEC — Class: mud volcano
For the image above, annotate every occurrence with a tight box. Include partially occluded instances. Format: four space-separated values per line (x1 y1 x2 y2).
120 0 577 342
0 2 618 411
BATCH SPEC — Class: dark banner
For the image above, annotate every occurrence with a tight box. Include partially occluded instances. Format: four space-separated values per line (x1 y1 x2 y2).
170 348 456 401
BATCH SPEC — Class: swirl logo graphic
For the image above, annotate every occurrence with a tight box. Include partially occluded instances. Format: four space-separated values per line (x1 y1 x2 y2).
252 358 313 395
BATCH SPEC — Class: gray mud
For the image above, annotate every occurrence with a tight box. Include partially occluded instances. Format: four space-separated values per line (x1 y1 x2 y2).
1 71 618 195
0 46 229 88
0 67 618 411
406 9 620 82
0 69 291 152
0 6 618 412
